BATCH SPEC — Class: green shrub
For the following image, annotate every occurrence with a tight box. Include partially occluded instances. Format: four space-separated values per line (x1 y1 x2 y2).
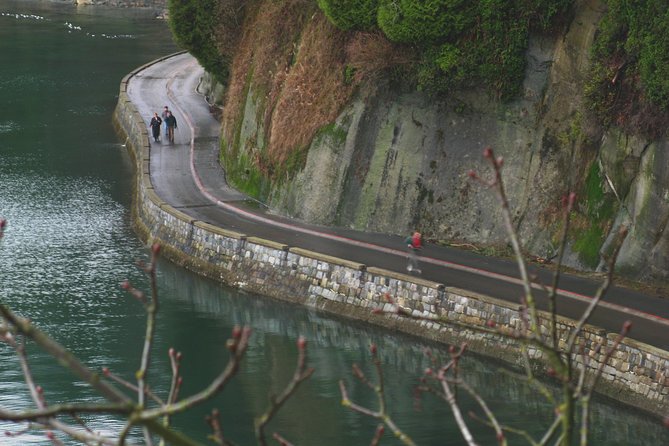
344 65 357 85
638 18 669 107
222 150 268 199
377 0 475 44
572 162 616 268
315 1 575 101
168 0 230 85
415 44 466 94
573 225 604 268
316 0 378 30
589 0 669 111
520 0 573 32
414 0 529 100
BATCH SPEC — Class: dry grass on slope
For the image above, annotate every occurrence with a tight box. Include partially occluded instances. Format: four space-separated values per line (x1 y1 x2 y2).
221 0 311 149
222 1 354 174
267 12 354 167
221 1 413 176
346 30 417 84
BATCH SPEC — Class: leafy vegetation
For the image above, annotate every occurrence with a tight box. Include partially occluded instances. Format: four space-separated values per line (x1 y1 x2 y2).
572 162 616 268
318 0 573 100
168 0 244 85
221 149 269 198
316 0 378 30
587 0 669 138
377 0 476 44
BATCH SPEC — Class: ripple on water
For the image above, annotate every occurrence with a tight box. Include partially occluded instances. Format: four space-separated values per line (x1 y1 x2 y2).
0 12 45 21
0 171 146 336
63 20 136 39
0 74 55 91
0 120 20 133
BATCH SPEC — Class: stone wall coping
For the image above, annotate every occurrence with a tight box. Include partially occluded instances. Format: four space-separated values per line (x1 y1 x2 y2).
144 188 164 207
159 204 195 224
610 333 669 359
289 247 366 270
366 266 444 288
193 220 246 240
246 236 289 251
141 172 153 190
445 286 517 309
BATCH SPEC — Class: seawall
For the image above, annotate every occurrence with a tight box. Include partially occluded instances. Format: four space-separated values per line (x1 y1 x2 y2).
112 55 669 416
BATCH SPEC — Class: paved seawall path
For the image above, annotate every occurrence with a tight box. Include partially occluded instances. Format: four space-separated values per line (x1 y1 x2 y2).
113 52 669 415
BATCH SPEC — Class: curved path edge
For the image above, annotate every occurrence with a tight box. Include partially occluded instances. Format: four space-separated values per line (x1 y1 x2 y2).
112 53 669 416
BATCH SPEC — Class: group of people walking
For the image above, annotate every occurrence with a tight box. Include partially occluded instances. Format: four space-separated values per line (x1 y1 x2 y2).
149 103 425 274
149 105 178 143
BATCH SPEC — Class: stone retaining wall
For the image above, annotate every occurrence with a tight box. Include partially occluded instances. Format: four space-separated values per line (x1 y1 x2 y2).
112 55 669 416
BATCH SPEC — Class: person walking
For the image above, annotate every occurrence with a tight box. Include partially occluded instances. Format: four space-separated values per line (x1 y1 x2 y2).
164 110 178 143
161 105 170 137
405 231 422 274
149 112 162 142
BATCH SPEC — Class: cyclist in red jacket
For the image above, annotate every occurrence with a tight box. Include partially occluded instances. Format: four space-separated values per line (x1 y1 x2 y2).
405 231 422 274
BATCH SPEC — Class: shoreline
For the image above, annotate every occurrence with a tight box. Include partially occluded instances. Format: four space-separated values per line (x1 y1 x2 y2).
112 52 669 417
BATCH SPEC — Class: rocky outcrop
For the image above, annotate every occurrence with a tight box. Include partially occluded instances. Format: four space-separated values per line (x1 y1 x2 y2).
219 0 669 286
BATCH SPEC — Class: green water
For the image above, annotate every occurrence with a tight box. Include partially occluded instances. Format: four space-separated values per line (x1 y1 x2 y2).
0 1 667 444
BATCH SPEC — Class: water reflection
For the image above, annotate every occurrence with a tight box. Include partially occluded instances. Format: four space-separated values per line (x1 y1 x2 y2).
155 261 668 445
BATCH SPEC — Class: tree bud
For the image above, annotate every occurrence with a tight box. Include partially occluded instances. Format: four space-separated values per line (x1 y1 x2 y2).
483 146 493 158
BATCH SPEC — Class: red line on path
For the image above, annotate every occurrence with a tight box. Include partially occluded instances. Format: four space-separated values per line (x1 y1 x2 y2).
163 58 669 331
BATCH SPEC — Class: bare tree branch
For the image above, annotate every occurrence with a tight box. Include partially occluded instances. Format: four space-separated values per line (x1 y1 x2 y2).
340 344 417 446
255 336 314 446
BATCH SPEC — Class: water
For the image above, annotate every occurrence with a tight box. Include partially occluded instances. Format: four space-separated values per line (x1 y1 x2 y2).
0 1 667 444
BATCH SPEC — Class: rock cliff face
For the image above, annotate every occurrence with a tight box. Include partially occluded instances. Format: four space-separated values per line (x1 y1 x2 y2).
219 0 669 286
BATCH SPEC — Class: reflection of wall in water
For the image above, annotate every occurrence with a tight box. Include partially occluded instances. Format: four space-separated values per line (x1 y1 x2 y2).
156 260 665 446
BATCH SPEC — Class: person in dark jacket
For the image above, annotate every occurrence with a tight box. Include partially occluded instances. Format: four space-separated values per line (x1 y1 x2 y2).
149 112 162 142
164 111 178 143
161 105 170 136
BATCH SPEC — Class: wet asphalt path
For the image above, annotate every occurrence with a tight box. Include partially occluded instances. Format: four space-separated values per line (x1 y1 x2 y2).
125 53 669 351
